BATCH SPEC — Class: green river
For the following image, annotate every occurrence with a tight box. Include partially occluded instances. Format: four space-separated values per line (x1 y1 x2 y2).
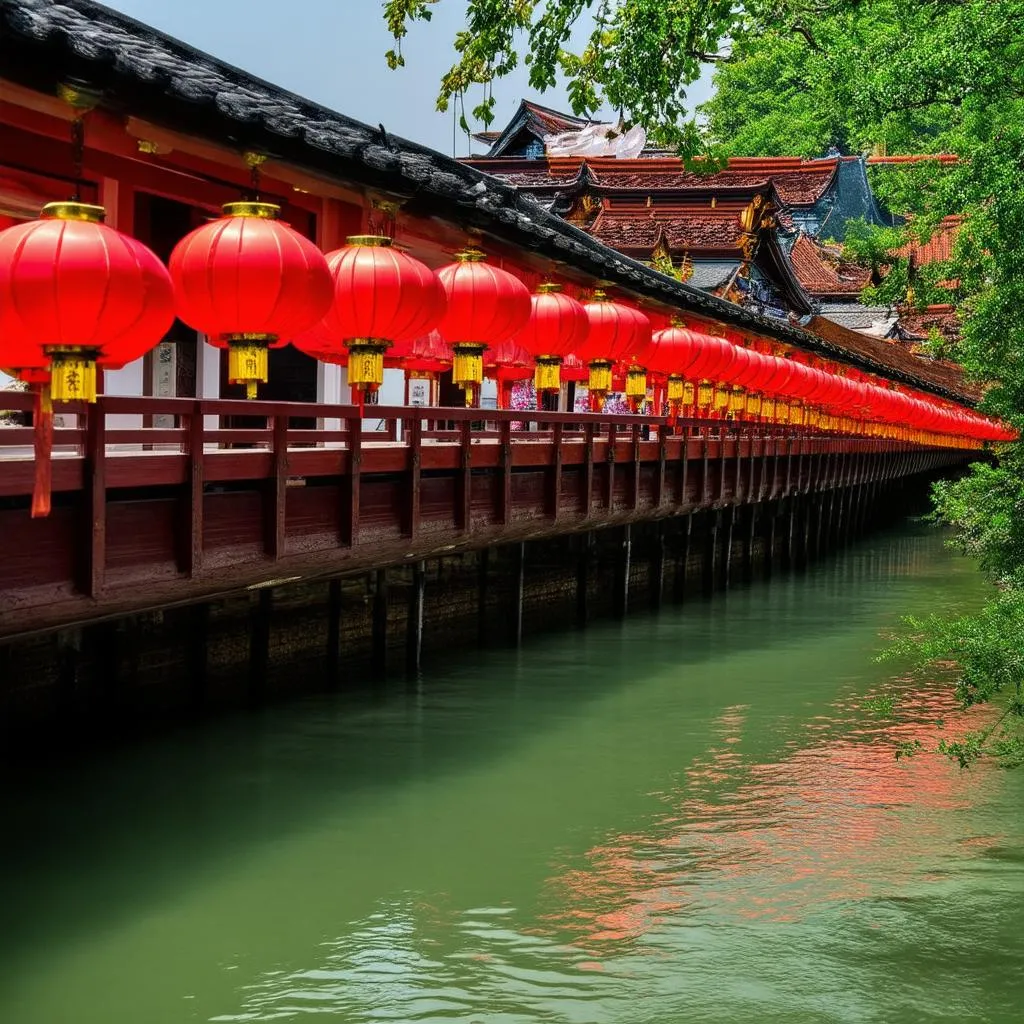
2 523 1022 1023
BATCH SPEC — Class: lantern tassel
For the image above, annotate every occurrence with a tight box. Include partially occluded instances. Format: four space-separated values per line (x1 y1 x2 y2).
31 382 53 519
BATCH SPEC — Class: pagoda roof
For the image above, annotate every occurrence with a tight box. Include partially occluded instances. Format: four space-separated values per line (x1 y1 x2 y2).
478 100 591 157
590 204 753 255
0 0 975 403
466 155 839 206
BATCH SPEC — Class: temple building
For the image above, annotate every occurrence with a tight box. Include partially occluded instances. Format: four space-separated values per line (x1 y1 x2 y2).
466 101 959 352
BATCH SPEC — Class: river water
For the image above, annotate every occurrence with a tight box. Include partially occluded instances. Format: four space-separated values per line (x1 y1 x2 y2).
2 523 1022 1023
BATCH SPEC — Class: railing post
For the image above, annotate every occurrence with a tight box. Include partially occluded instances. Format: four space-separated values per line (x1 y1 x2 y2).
343 413 362 547
631 422 641 510
265 412 288 559
182 400 204 577
406 416 422 540
499 419 513 526
677 424 690 508
605 423 617 510
79 399 106 599
655 423 667 508
549 421 563 520
583 422 595 519
458 419 473 532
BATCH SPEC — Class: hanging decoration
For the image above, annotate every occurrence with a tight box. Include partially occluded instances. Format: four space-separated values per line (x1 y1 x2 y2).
170 200 333 399
435 248 531 405
294 235 443 409
0 201 175 516
514 283 590 407
577 289 651 410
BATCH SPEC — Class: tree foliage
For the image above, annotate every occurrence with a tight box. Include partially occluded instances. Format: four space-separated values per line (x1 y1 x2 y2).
391 0 1024 764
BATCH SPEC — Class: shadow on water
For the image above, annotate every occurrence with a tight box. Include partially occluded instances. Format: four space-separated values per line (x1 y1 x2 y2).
0 518 1004 1023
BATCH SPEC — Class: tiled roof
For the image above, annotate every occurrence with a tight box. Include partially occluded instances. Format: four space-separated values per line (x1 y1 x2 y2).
464 156 837 205
524 100 589 136
817 302 898 335
867 154 958 166
590 209 747 252
897 304 961 341
897 215 962 265
808 315 978 401
789 233 871 296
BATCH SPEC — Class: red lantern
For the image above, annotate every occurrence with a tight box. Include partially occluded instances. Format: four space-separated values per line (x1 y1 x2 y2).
170 201 333 399
0 200 174 519
294 236 443 403
647 319 707 418
435 249 531 403
515 283 590 405
576 290 651 409
0 201 174 401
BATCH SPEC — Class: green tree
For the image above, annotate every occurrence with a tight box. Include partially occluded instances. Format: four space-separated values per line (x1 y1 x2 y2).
391 0 1024 763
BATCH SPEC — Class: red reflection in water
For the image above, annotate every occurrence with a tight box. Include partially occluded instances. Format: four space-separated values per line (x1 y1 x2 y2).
540 688 1001 951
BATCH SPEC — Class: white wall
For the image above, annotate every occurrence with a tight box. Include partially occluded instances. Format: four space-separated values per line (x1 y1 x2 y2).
103 358 145 432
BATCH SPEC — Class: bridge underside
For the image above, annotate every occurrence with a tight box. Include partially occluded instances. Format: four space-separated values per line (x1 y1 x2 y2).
0 396 970 639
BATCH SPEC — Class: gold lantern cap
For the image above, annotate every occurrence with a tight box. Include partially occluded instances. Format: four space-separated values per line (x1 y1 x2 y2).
223 200 280 219
42 201 106 223
346 234 393 247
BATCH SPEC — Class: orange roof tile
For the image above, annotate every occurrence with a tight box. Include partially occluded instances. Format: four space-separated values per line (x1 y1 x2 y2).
789 233 871 296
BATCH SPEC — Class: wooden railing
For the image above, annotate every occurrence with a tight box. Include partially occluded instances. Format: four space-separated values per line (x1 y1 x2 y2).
0 392 964 637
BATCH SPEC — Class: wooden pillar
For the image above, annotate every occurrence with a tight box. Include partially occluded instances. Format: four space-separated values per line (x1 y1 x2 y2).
763 504 777 581
326 579 342 684
576 531 592 626
813 493 826 560
721 505 736 590
188 602 210 713
674 513 692 601
371 568 388 680
742 504 756 583
703 510 720 596
405 561 426 679
797 498 812 570
650 520 665 609
780 498 794 572
249 588 273 705
477 548 491 644
613 524 632 619
507 542 525 647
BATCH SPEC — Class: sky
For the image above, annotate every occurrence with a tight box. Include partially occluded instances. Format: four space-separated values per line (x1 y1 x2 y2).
99 0 714 156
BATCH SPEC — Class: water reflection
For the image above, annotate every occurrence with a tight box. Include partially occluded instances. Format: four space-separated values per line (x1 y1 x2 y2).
3 525 1023 1024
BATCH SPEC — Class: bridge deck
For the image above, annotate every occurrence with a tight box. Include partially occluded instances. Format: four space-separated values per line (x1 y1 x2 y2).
0 394 966 638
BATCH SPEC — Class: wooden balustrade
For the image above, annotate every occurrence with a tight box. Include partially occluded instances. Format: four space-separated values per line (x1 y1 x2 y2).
0 393 967 637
